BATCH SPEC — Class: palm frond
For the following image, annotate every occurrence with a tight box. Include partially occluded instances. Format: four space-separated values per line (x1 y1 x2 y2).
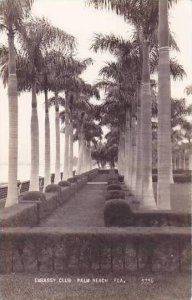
170 58 186 80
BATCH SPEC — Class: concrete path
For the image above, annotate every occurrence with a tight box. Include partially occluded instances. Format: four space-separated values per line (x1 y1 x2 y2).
40 173 108 227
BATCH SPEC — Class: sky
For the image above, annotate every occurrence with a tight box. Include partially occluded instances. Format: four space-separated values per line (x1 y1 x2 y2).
0 0 192 173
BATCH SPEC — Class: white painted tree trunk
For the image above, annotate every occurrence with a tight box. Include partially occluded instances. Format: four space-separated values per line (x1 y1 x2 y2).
189 151 192 170
124 108 131 186
68 122 74 177
140 40 156 209
170 151 174 184
6 32 18 207
44 91 50 189
183 152 186 170
178 154 182 169
54 94 61 183
117 130 125 176
88 147 92 171
157 0 171 209
172 154 176 170
131 116 137 192
82 140 88 173
63 94 70 180
30 82 39 191
135 104 143 200
76 131 84 175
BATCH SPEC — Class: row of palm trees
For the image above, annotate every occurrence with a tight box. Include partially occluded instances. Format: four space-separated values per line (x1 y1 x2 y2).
1 0 191 211
0 0 101 207
88 0 191 210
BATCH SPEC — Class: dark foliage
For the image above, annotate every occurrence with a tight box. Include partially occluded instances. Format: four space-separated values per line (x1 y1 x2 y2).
107 184 122 191
58 181 71 187
105 190 125 200
45 184 61 193
104 199 133 227
19 191 46 201
118 175 124 183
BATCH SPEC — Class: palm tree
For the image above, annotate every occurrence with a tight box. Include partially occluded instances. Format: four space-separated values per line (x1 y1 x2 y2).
89 0 184 210
18 17 75 190
0 0 33 207
157 0 177 209
185 84 192 96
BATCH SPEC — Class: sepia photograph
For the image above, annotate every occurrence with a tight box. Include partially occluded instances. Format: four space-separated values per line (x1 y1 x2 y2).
0 0 191 299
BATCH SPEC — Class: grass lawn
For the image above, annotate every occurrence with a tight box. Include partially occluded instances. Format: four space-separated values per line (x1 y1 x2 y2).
153 183 191 212
0 273 191 300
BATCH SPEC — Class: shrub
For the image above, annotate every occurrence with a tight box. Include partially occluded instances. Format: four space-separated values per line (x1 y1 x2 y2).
67 177 78 184
107 184 122 191
152 175 157 182
108 169 116 176
118 175 124 183
152 173 191 183
104 199 133 227
134 211 191 227
19 191 46 202
50 173 55 184
105 190 125 200
58 181 71 187
45 184 61 193
174 174 191 183
107 179 120 185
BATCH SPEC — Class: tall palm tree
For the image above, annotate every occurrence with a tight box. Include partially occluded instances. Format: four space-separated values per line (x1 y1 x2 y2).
157 0 173 209
89 0 184 210
0 0 33 207
18 17 75 190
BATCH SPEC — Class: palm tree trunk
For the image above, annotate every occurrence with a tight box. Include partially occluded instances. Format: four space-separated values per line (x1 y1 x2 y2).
157 0 171 209
176 154 179 169
44 89 50 189
173 153 176 170
131 116 137 192
82 139 88 173
178 153 182 169
183 150 186 170
5 31 18 207
69 122 74 177
30 81 39 191
170 150 174 183
140 39 156 209
63 93 70 180
54 92 61 183
124 108 131 186
117 130 124 176
189 146 192 170
88 144 92 171
76 129 84 175
135 85 143 200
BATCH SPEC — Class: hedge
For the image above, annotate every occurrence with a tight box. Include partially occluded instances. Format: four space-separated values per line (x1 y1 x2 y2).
133 211 191 227
118 175 124 183
45 184 61 194
1 226 190 274
105 190 125 200
19 191 46 202
58 181 71 187
152 174 191 183
107 179 120 185
107 184 122 191
68 177 78 184
104 199 133 227
0 203 38 227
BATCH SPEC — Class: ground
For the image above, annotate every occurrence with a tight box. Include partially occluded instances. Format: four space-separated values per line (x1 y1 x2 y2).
0 273 191 300
0 173 191 300
40 174 191 227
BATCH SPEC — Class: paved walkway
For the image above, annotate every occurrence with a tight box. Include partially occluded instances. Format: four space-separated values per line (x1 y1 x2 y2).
40 173 108 227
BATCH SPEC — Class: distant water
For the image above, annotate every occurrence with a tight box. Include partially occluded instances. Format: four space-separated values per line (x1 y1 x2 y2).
0 164 63 185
